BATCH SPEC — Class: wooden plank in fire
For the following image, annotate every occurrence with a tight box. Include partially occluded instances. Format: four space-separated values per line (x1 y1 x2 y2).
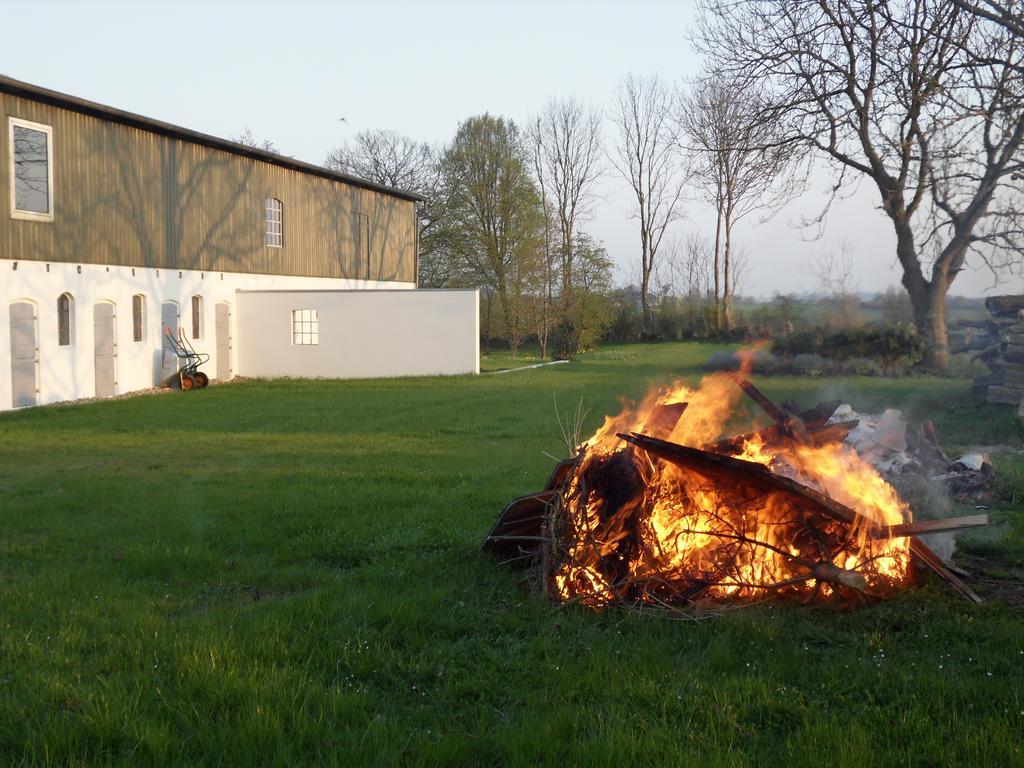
867 514 989 540
481 490 557 556
710 415 857 455
728 373 790 424
619 432 984 604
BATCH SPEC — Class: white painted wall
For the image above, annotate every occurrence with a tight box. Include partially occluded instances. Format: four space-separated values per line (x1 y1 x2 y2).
235 289 479 380
0 258 414 410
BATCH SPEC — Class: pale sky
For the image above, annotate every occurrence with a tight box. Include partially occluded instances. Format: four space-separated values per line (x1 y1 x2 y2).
5 0 1019 297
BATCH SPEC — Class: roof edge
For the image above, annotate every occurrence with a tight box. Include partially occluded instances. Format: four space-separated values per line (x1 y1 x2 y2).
0 75 425 203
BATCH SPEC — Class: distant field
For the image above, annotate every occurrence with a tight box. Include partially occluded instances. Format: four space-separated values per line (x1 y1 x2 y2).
1 342 1022 766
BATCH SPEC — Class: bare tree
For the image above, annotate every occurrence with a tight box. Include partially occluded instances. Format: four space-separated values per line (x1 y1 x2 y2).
951 0 1024 37
231 127 279 153
660 233 717 335
610 73 689 337
680 77 796 333
529 99 604 327
528 130 562 359
325 130 453 286
811 241 860 327
660 233 714 299
325 129 438 193
697 0 1024 369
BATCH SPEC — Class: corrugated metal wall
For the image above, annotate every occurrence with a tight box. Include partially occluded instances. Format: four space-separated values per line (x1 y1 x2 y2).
0 93 417 283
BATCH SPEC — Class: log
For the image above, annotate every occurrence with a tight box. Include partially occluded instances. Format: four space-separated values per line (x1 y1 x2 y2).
644 402 689 440
619 432 985 603
482 405 692 558
975 385 1023 405
806 420 860 446
970 343 1002 362
709 392 852 454
985 295 1024 316
909 538 983 604
709 419 858 455
957 318 996 330
989 360 1024 376
481 490 557 556
728 373 789 424
951 335 998 354
1003 345 1024 364
621 432 878 529
544 458 577 491
797 399 843 429
867 513 989 539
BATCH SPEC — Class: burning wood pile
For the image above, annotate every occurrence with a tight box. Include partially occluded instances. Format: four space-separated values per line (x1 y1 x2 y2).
955 294 1024 409
483 367 987 609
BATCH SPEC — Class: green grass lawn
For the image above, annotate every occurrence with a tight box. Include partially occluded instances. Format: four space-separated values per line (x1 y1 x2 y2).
479 343 549 373
2 342 1023 767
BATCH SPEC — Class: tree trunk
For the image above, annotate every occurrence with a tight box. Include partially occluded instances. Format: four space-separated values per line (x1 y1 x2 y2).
908 281 950 372
561 220 574 320
498 286 518 358
481 289 494 354
894 215 952 373
723 216 733 333
713 206 723 332
640 232 653 337
640 275 652 339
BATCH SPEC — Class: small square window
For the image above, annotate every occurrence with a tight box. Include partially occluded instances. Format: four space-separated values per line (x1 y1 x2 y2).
291 309 318 345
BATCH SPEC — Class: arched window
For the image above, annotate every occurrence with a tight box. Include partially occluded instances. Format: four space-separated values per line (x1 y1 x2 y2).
265 197 283 247
57 292 74 346
132 294 146 342
191 295 204 340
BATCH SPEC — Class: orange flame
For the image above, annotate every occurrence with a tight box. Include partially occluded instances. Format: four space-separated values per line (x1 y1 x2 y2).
552 366 911 606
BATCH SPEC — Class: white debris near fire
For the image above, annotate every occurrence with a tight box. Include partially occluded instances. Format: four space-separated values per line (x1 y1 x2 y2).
833 404 996 562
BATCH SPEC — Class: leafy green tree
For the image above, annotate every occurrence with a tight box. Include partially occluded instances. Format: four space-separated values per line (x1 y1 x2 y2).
558 233 614 353
438 115 544 355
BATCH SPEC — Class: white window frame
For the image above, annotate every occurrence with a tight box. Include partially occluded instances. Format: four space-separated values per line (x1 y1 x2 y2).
191 295 204 340
9 117 54 222
132 294 147 343
57 292 75 347
291 309 318 346
265 197 283 248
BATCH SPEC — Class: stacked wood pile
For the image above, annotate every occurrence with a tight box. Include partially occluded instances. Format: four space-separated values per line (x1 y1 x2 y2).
953 295 1024 409
483 380 988 606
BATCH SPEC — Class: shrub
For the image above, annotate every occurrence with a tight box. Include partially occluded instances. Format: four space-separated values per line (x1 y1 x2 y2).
772 329 824 358
702 349 744 372
701 349 782 374
550 319 582 359
751 352 780 375
773 324 922 368
790 353 832 377
839 357 884 376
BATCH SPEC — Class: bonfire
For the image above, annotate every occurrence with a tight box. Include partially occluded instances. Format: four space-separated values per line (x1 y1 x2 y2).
483 361 986 608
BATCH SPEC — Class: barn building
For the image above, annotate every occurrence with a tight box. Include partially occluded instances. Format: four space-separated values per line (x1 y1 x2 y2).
1 77 478 410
